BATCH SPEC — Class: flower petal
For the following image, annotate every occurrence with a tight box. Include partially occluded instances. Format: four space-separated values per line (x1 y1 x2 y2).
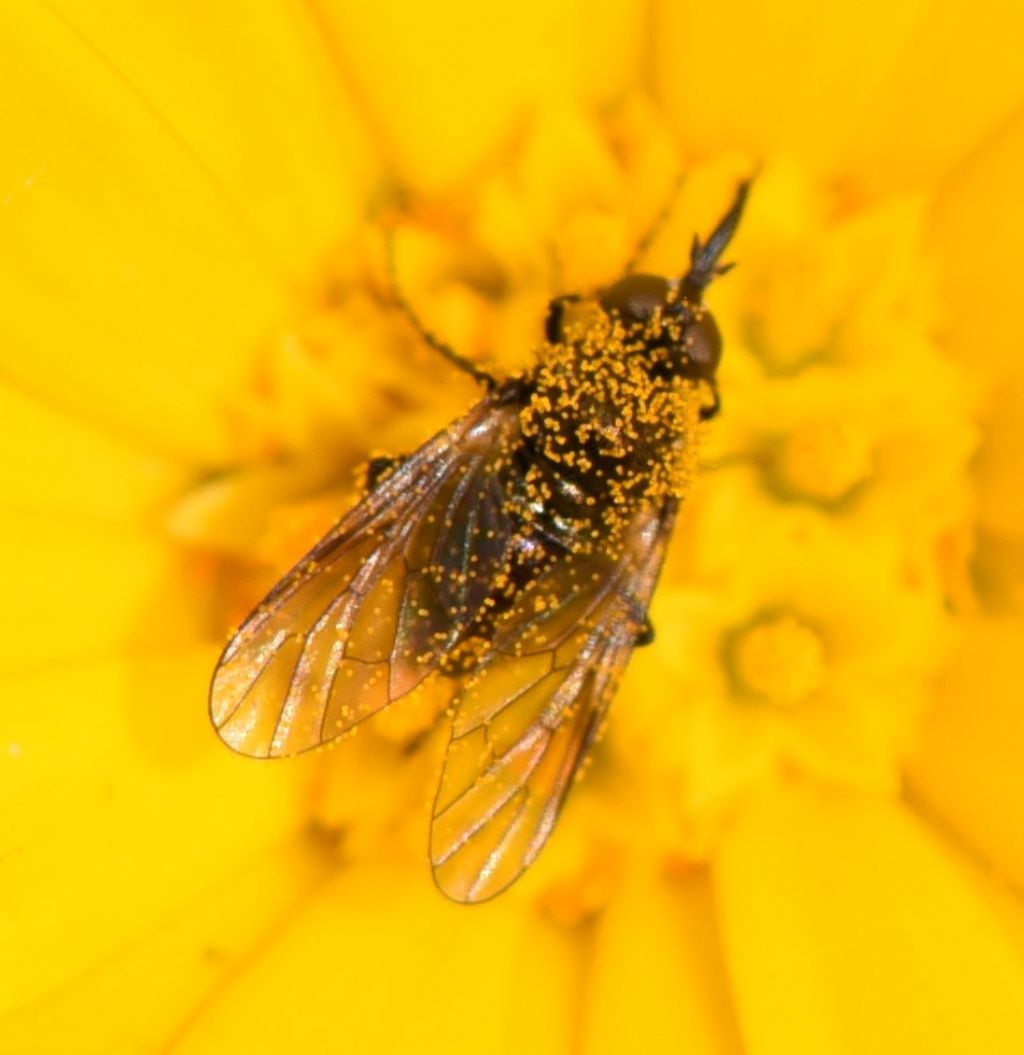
583 864 743 1055
0 380 187 522
929 114 1024 606
714 780 1024 1054
0 4 288 461
655 0 927 173
316 1 642 190
0 835 329 1053
504 912 581 1055
150 864 550 1053
907 618 1024 891
0 648 308 1014
841 2 1024 195
0 515 202 673
45 0 375 280
929 109 1024 375
972 376 1024 539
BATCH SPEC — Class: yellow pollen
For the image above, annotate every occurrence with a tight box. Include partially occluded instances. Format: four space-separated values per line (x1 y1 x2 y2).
777 418 873 502
734 613 827 707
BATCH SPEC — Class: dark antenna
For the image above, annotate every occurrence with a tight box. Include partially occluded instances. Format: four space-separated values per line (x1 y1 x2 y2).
682 180 751 294
383 227 497 391
622 172 686 275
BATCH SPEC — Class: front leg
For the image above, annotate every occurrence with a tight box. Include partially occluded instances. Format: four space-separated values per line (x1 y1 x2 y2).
700 382 721 421
362 453 405 492
544 293 582 343
635 615 655 647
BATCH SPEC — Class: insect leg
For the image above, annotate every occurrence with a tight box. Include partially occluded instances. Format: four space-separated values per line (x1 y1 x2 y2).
363 454 405 491
621 173 686 275
545 293 582 343
700 383 721 421
385 229 498 391
635 615 655 647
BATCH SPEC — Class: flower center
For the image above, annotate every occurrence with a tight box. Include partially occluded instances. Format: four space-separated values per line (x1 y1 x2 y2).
775 418 872 503
734 613 827 707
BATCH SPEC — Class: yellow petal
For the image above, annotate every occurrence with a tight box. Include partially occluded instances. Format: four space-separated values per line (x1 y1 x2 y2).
0 835 329 1054
568 1 645 105
930 110 1024 375
714 780 1024 1054
504 913 581 1055
46 0 374 280
841 1 1024 195
988 882 1024 962
0 4 288 461
0 516 202 673
316 1 640 191
974 530 1024 615
906 618 1024 891
160 864 544 1053
656 0 928 173
0 380 187 522
0 648 308 1013
932 114 1024 607
583 863 743 1055
969 376 1024 612
973 376 1024 537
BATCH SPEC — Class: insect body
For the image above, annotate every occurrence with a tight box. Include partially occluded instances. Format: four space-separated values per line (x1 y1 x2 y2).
210 183 750 902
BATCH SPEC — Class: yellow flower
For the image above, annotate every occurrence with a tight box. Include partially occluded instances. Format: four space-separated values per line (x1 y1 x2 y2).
2 2 1024 1053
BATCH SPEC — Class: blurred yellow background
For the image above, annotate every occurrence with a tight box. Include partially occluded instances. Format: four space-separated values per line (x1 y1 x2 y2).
1 1 1023 1052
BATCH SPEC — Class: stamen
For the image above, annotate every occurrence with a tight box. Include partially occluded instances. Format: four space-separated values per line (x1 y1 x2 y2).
734 613 827 707
776 419 873 503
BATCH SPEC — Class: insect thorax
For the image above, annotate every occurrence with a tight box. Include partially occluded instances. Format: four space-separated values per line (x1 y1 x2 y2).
514 311 703 545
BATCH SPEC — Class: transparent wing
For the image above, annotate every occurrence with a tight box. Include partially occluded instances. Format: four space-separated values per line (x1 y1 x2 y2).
430 502 677 902
209 400 519 758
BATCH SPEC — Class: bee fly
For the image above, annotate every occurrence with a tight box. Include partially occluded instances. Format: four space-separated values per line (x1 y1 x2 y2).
210 182 750 902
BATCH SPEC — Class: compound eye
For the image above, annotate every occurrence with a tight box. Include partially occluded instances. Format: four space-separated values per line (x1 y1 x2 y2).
599 274 671 323
682 311 722 379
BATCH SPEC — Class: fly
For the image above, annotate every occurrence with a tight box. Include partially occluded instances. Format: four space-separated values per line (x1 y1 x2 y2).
209 181 750 903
